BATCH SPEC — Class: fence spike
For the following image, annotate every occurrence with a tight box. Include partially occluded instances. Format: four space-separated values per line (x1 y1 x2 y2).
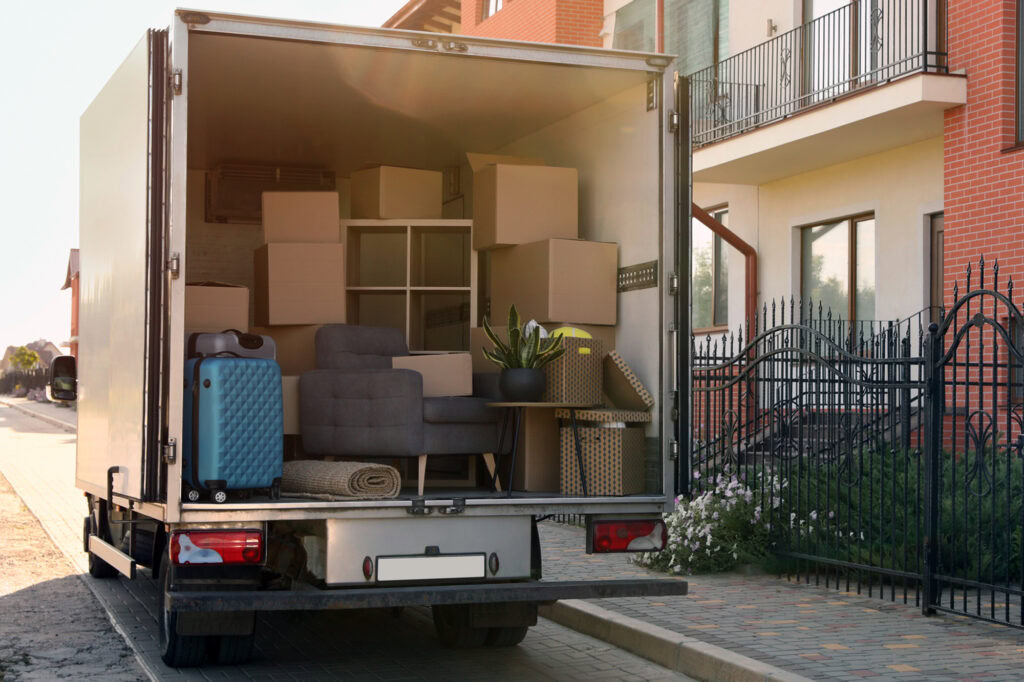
1009 277 1014 305
994 259 1000 292
966 262 972 292
953 280 959 303
772 299 776 326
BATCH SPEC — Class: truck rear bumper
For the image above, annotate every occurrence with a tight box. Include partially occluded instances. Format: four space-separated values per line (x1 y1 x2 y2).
167 578 688 612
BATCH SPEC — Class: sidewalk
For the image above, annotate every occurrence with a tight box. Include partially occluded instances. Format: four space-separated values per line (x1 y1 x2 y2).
539 522 1024 681
0 395 77 432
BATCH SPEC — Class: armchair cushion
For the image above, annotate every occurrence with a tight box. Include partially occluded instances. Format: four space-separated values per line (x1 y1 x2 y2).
423 397 501 424
300 368 423 457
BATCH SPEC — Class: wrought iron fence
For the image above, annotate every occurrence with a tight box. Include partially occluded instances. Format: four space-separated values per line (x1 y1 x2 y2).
690 0 948 148
686 257 1024 629
0 369 48 394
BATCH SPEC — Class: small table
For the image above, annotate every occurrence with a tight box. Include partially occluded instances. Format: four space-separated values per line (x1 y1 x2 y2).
486 402 594 498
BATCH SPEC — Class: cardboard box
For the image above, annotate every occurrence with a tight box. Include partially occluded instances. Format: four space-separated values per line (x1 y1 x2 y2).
250 325 320 375
254 244 345 326
555 408 651 496
471 162 578 251
604 350 655 411
490 239 618 326
392 353 472 397
511 408 561 492
470 324 616 374
282 375 300 435
350 166 442 219
543 337 604 406
184 282 249 335
261 192 340 243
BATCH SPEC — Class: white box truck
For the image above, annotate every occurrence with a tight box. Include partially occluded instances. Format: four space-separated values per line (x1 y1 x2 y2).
58 9 692 667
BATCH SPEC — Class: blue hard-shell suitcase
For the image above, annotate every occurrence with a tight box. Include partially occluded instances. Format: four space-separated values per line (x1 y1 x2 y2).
183 356 284 503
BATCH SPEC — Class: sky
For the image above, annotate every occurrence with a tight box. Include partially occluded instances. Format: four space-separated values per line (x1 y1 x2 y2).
0 0 408 353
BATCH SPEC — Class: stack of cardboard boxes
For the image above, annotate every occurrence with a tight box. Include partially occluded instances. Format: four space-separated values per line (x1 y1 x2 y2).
252 191 346 435
467 154 632 495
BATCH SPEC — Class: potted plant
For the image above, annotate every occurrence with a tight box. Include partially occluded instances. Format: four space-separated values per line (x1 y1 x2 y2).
482 305 565 402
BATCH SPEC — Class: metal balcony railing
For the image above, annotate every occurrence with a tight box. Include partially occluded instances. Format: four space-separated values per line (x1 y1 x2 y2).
689 0 948 148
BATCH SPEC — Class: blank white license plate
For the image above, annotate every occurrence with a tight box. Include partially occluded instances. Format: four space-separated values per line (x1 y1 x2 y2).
376 554 486 583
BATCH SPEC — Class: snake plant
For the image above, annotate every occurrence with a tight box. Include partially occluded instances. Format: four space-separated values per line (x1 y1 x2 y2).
481 305 565 370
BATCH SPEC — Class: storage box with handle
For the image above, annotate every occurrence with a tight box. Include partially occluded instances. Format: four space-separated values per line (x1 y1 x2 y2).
556 408 650 496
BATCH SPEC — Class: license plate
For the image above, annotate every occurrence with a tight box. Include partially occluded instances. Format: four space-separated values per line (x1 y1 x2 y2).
376 554 486 583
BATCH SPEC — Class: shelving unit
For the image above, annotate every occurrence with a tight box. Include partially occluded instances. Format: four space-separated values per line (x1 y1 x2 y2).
342 219 476 351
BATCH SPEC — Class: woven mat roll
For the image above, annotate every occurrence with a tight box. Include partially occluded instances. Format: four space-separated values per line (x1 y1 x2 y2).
282 460 401 500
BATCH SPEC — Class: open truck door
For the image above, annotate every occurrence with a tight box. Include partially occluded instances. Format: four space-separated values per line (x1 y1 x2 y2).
78 28 169 565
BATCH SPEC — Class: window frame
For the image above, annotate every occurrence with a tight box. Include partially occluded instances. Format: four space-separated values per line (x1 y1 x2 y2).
481 0 504 21
798 212 875 324
692 205 729 335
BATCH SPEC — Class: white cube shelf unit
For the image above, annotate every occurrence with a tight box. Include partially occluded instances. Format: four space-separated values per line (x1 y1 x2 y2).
341 219 476 352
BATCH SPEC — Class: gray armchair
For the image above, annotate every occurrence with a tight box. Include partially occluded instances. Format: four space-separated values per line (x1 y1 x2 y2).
299 324 502 495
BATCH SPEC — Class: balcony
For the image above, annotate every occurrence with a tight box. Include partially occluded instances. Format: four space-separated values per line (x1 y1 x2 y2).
689 0 965 184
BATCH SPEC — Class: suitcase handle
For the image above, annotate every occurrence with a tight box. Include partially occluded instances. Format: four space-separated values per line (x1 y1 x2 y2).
187 330 267 358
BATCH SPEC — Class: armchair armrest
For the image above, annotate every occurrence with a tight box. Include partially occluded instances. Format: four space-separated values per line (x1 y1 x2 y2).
299 368 424 457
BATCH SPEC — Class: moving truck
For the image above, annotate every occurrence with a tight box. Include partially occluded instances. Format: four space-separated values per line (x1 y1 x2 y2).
60 10 692 667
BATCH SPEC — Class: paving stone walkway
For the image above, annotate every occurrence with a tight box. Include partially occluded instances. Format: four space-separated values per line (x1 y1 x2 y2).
539 522 1024 681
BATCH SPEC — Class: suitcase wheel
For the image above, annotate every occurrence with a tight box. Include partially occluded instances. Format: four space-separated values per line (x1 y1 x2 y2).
212 490 228 504
186 488 201 503
270 480 281 501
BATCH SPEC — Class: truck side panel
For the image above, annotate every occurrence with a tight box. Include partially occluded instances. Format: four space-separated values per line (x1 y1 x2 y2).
77 35 152 499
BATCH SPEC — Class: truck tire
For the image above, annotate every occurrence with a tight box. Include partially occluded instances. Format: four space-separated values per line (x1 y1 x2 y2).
158 554 208 667
209 633 255 665
431 605 488 648
84 516 118 579
485 625 529 647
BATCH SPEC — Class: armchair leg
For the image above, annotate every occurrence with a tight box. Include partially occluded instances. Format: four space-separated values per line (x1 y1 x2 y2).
418 455 427 497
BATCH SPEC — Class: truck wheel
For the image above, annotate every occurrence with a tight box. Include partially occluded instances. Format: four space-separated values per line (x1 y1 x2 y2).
486 625 529 647
431 605 488 648
158 554 208 667
84 516 118 579
209 633 255 665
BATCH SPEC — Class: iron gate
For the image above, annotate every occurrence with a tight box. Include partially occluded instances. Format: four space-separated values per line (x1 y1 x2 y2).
687 257 1024 627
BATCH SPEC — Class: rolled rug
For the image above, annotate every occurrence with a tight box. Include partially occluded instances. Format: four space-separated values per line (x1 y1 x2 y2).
282 459 401 500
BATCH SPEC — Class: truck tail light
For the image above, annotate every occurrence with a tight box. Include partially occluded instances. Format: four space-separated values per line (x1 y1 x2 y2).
591 519 666 553
170 530 263 565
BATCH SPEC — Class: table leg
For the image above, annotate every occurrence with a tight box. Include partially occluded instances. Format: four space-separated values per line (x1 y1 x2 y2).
569 408 588 496
505 407 523 499
490 408 512 492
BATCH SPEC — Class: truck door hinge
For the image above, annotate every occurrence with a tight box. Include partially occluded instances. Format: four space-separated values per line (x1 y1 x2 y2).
438 499 466 515
646 79 658 111
669 272 679 296
169 69 182 97
163 438 177 464
669 110 680 133
670 440 679 461
167 252 180 279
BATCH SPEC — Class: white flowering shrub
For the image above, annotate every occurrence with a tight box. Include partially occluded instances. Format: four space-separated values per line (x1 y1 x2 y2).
634 469 779 575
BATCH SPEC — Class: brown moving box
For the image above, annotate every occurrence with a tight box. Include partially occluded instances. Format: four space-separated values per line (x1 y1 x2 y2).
282 376 300 435
543 337 604 405
261 192 340 243
470 324 616 374
604 350 656 411
184 282 249 335
350 166 442 219
555 408 651 496
511 408 561 492
392 353 472 397
250 325 320 375
471 163 578 251
254 244 345 326
490 239 618 326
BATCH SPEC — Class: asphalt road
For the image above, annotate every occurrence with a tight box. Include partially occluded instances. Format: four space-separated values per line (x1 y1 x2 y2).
0 403 690 681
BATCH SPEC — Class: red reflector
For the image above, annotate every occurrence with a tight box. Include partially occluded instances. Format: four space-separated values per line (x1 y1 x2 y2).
362 556 373 580
170 530 263 565
591 520 666 553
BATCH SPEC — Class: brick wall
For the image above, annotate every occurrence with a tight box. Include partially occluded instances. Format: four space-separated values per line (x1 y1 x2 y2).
944 0 1024 297
461 0 602 46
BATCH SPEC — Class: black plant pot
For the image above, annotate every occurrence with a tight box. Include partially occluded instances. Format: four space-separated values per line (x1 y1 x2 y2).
500 368 546 402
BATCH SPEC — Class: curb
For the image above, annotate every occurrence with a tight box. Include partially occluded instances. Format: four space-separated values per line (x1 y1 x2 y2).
0 398 77 434
541 599 813 682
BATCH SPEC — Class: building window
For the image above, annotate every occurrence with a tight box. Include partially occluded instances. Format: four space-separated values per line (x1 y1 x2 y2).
482 0 503 20
929 212 944 324
665 0 728 75
1011 317 1023 405
612 0 657 52
692 207 729 331
800 215 875 322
